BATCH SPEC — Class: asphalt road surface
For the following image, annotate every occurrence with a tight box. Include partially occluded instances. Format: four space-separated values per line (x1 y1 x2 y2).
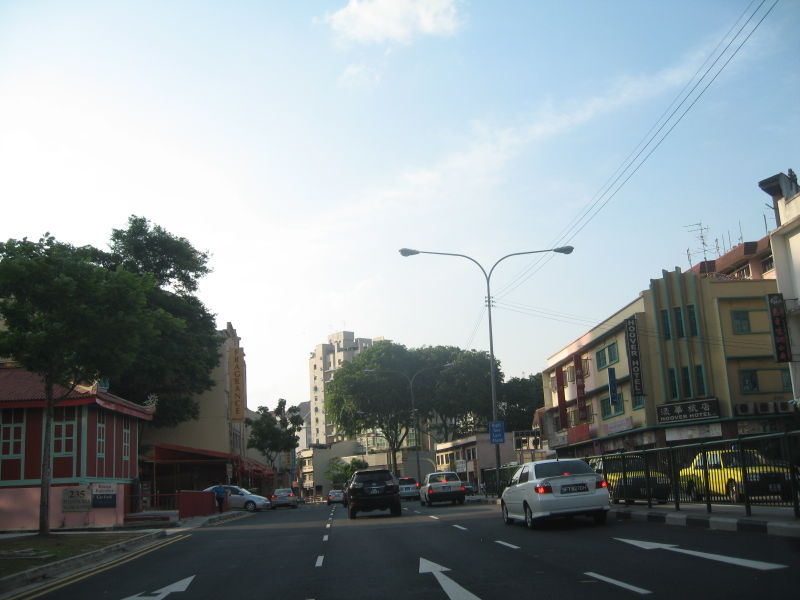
8 501 800 600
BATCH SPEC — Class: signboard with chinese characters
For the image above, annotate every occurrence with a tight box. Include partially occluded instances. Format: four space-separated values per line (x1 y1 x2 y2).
656 399 720 424
228 347 245 422
91 482 117 508
573 354 587 421
62 486 91 512
624 316 645 396
555 366 568 430
767 293 792 362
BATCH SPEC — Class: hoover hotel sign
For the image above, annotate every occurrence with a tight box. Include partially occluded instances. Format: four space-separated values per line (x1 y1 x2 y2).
657 399 720 424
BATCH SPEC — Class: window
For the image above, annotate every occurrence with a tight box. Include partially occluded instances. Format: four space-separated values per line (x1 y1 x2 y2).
732 310 751 334
96 411 106 457
565 365 575 382
596 348 607 370
762 255 774 273
674 307 685 338
687 305 699 336
731 264 751 280
740 369 759 393
518 466 529 483
781 369 792 392
1 408 24 458
661 309 671 340
695 365 706 396
681 366 692 398
600 394 624 419
53 407 76 456
668 369 678 399
595 342 618 370
122 417 131 465
632 395 645 409
607 342 618 364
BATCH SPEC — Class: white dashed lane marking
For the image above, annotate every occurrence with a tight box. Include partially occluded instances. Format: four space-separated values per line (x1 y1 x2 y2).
494 540 519 549
315 555 324 567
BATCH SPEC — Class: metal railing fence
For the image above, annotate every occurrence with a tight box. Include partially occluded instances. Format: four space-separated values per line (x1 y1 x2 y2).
587 430 800 518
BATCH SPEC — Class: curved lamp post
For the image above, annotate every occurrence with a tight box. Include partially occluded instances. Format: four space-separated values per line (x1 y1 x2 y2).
398 245 574 492
364 363 453 481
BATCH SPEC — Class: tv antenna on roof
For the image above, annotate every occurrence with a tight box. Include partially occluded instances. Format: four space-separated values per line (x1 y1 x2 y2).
684 222 711 266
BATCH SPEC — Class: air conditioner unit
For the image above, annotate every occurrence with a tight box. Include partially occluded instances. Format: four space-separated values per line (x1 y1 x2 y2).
775 400 793 414
733 402 754 416
756 401 775 414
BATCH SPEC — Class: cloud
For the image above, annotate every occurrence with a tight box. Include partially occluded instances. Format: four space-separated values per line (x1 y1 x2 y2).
323 0 464 45
338 63 382 88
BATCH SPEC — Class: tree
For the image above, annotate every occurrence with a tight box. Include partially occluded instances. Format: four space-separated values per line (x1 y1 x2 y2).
325 342 418 474
413 346 501 441
324 457 368 488
0 236 157 535
499 373 544 431
247 400 304 469
93 216 220 427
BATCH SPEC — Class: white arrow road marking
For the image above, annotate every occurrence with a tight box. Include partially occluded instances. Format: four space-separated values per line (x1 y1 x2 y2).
494 540 519 550
585 572 652 595
419 558 482 600
121 576 195 600
615 538 787 571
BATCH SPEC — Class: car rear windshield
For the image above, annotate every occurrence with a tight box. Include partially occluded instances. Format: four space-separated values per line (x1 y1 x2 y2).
399 478 416 485
534 460 593 478
354 471 393 483
429 473 459 483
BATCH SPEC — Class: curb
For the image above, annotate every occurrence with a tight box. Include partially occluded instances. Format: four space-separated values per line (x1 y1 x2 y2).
0 530 166 595
609 507 800 538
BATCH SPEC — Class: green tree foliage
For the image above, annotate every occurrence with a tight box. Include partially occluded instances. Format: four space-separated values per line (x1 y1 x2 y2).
247 399 304 469
499 373 544 431
0 236 157 534
324 457 369 488
413 346 501 441
94 216 220 427
325 342 418 474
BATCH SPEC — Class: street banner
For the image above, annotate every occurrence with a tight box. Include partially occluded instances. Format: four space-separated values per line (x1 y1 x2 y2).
555 366 568 429
574 354 587 421
625 316 645 396
229 347 245 422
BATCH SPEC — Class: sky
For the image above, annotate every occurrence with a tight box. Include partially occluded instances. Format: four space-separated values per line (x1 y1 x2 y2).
1 0 798 411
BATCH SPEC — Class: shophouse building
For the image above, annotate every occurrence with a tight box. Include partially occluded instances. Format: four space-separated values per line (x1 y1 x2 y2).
540 265 796 457
760 169 800 401
140 323 271 496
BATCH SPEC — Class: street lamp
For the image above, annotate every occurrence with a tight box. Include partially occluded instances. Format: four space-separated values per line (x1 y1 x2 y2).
364 363 453 481
398 245 574 493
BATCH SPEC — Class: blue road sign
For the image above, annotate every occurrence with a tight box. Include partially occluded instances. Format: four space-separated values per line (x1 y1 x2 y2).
489 420 505 444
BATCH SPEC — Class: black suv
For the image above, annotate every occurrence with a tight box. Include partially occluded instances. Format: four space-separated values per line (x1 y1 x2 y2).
346 469 402 519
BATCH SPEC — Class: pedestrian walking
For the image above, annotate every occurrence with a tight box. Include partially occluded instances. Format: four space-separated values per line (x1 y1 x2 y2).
213 483 227 513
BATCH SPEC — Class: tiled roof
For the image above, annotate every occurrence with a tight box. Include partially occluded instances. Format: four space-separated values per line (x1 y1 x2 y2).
0 366 154 420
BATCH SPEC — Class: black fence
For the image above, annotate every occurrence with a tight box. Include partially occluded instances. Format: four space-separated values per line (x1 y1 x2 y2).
586 430 800 518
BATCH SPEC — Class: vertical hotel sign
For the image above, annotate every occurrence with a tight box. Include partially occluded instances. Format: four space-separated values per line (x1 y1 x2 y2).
573 355 587 421
624 316 645 396
229 348 245 422
767 294 792 362
555 366 568 429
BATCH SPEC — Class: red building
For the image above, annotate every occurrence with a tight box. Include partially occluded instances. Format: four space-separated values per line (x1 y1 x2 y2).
0 365 154 531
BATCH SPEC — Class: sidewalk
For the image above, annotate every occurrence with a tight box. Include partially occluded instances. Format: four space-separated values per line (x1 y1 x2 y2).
0 510 249 597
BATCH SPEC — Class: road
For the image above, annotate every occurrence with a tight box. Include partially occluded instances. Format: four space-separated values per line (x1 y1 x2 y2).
8 501 800 599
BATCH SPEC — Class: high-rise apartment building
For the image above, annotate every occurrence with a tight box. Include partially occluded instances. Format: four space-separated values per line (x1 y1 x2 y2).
308 331 383 445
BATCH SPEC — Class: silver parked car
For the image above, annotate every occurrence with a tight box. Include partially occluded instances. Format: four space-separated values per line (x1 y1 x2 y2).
203 485 271 511
270 488 299 509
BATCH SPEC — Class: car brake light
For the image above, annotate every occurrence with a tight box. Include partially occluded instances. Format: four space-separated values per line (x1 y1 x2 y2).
271 495 276 498
416 482 421 488
535 484 553 494
596 479 607 489
428 488 434 494
289 493 295 497
460 486 466 492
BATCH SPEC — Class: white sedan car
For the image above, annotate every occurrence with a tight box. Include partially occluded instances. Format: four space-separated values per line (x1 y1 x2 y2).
203 485 271 511
500 459 609 528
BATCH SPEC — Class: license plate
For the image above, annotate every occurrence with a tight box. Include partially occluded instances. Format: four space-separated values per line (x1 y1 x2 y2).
367 488 381 495
769 484 781 493
441 486 450 492
561 483 588 494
